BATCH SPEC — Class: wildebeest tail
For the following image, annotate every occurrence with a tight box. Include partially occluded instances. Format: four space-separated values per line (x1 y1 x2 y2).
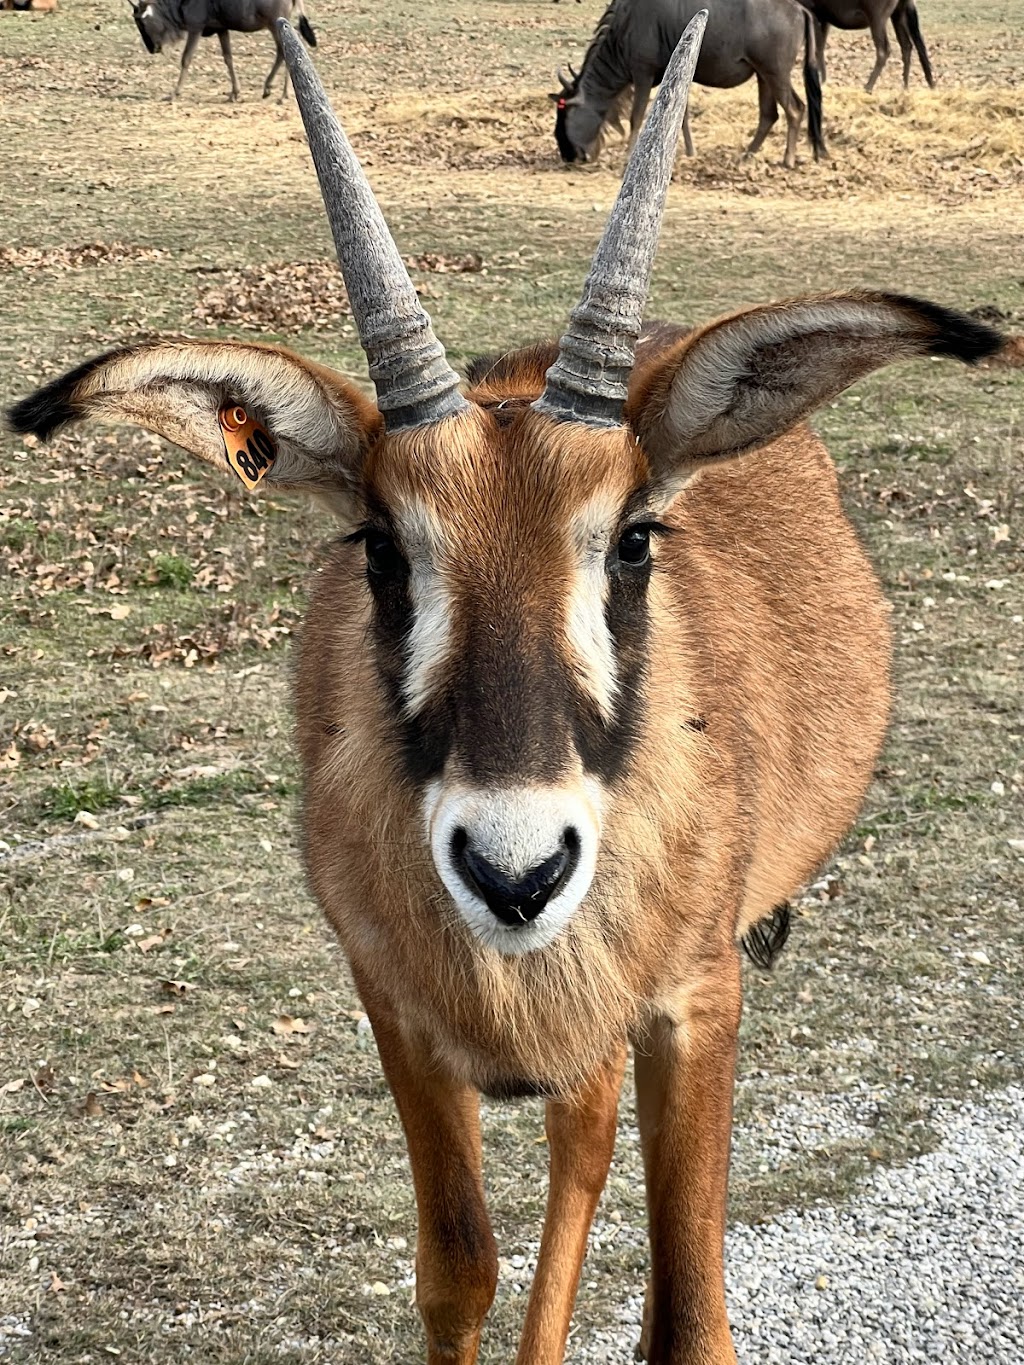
904 1 934 88
802 10 826 162
296 5 317 47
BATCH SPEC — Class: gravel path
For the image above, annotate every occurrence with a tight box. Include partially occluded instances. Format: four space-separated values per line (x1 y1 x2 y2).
4 1088 1020 1360
576 1085 1024 1362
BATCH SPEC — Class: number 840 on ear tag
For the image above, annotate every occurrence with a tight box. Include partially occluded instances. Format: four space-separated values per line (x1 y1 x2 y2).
219 405 277 490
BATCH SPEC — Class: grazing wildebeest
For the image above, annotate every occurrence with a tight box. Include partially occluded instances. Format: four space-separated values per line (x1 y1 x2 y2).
129 0 317 102
11 16 1002 1363
795 0 934 92
553 0 826 171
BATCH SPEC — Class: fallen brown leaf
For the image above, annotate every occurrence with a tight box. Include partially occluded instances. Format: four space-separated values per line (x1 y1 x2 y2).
160 979 194 997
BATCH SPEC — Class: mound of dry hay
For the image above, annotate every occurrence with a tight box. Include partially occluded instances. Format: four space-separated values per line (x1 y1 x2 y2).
192 254 483 334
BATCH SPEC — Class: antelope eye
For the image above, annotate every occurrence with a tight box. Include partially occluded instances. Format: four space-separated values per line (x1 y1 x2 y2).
616 525 651 567
365 530 405 578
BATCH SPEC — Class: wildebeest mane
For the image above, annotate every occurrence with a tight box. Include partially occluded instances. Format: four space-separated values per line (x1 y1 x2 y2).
577 0 634 94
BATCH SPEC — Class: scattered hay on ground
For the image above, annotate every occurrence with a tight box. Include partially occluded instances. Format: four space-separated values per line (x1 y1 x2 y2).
192 260 352 333
191 254 483 333
341 84 1024 206
0 242 166 271
990 336 1024 369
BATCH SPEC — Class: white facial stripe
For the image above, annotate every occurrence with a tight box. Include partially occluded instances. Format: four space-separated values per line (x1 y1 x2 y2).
566 495 619 721
396 501 453 717
425 782 603 956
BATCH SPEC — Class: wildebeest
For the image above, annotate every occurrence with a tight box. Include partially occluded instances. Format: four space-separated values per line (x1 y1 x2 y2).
553 0 826 171
795 0 935 91
10 15 1002 1363
129 0 317 102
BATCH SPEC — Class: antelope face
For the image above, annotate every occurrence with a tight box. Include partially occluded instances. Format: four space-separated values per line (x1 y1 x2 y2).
363 407 655 954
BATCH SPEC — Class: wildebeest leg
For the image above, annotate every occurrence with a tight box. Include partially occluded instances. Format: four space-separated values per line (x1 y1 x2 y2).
743 74 778 160
217 31 240 103
263 29 285 100
356 973 497 1365
633 966 741 1365
893 7 914 88
865 6 895 93
682 107 694 157
168 30 201 101
515 1046 626 1365
626 79 654 155
781 83 805 170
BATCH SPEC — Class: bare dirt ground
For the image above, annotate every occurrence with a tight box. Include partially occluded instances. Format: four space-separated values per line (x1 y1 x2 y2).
1 0 1022 1361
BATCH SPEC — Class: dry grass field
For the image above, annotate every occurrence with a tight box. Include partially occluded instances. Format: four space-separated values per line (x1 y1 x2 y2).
1 0 1022 1360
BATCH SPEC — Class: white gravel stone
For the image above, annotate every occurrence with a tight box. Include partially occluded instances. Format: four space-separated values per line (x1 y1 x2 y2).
574 1086 1024 1362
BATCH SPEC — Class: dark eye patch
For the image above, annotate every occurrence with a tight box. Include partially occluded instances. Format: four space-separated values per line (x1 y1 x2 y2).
344 522 452 783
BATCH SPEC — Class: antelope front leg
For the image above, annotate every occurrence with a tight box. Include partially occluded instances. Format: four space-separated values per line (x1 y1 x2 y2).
357 977 498 1364
634 960 741 1365
516 1045 627 1365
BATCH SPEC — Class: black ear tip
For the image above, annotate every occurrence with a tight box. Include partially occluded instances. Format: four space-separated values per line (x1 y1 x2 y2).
6 348 129 441
886 294 1004 365
7 382 75 441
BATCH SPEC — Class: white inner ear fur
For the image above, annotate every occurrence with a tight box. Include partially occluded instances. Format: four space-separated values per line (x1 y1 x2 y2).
659 299 919 465
77 345 364 494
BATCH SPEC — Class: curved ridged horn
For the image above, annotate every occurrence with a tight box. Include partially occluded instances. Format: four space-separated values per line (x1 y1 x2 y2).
534 11 708 427
275 20 468 430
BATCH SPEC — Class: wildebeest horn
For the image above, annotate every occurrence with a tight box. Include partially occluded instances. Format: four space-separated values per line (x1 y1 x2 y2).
274 20 468 430
534 11 707 428
557 67 574 91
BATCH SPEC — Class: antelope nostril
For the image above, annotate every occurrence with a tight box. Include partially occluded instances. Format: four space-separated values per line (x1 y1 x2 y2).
450 828 579 928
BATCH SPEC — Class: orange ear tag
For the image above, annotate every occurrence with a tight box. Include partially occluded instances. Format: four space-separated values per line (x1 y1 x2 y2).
218 404 277 491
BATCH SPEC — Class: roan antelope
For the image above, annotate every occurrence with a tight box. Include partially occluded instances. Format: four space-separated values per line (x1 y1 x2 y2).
8 15 1001 1364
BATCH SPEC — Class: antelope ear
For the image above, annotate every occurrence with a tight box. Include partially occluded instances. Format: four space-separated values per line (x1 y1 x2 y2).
628 292 1001 498
7 340 381 520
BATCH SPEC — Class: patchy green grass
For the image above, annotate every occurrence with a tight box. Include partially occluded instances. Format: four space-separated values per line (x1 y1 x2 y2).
1 0 1022 1360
